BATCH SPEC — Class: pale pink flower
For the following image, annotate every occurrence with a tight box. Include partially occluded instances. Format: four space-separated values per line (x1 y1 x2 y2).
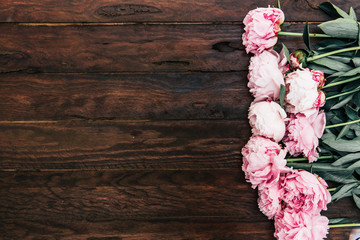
258 181 284 219
241 136 289 189
283 111 326 162
249 101 287 142
281 170 331 214
274 210 329 240
285 69 326 116
248 50 286 102
242 7 285 54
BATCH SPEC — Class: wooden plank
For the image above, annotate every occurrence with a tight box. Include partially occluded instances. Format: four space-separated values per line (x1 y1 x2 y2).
0 72 250 121
0 171 264 221
0 24 312 73
0 170 358 239
0 0 357 23
0 218 276 240
0 218 356 240
0 120 249 169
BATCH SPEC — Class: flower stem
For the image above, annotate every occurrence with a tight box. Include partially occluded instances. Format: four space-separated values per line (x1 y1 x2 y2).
329 223 360 228
326 88 360 100
278 31 330 38
286 155 333 162
325 119 360 129
307 46 360 62
328 188 336 192
323 75 360 89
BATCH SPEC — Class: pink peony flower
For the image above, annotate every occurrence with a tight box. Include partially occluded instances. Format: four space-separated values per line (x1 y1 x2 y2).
242 7 285 54
281 170 331 214
248 50 286 102
258 181 284 219
285 69 326 116
249 101 287 142
283 111 326 162
274 209 329 240
241 136 289 189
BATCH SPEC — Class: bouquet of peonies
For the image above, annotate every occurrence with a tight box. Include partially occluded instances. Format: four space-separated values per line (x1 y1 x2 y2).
242 2 360 239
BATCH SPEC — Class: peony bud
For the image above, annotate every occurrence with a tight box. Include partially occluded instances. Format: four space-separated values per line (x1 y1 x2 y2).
290 50 306 69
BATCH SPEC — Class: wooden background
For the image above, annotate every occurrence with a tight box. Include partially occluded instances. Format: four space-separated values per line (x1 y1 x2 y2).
1 0 360 239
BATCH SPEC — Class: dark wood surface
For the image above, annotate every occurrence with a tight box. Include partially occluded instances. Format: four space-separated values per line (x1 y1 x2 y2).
1 0 360 239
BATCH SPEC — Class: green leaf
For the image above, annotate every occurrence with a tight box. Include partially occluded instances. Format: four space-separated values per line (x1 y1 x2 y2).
318 2 351 19
322 132 360 152
345 105 359 121
307 63 336 74
315 39 353 51
353 92 360 106
353 187 360 209
311 58 353 72
352 58 360 67
336 124 351 140
279 84 286 107
350 7 357 21
327 55 352 64
319 18 359 39
287 162 357 184
303 22 311 50
347 160 360 169
328 218 352 224
330 94 353 110
281 44 290 63
332 152 360 166
332 183 359 202
339 66 360 77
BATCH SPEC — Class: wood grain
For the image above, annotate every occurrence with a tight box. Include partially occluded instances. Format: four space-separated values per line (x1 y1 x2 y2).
0 120 249 170
0 170 358 240
0 218 356 240
0 0 358 23
0 218 276 240
0 24 313 73
0 72 250 121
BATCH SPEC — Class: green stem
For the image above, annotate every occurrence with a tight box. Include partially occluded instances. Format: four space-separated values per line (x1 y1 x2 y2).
278 31 330 38
328 188 336 192
326 119 360 129
326 88 360 100
329 223 360 228
308 46 360 62
286 155 333 162
323 75 360 89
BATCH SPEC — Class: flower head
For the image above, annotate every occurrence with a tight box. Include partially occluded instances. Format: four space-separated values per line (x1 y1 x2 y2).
248 50 286 102
242 136 289 189
285 69 326 116
274 209 329 240
281 170 331 214
249 101 287 142
258 181 284 219
283 111 326 162
242 7 285 54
